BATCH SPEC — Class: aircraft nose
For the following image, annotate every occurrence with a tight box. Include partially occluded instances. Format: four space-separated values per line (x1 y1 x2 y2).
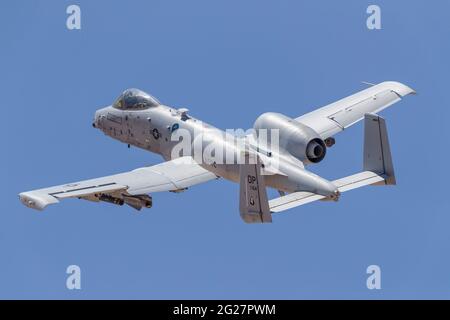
93 108 107 129
92 110 99 128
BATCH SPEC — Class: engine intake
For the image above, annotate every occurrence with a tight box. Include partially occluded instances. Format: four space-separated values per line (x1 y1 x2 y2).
253 112 326 164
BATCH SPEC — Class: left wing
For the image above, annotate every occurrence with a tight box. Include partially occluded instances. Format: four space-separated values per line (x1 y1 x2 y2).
296 81 415 139
19 156 218 211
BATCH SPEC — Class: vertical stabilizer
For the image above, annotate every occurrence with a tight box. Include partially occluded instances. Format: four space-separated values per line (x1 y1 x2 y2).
239 152 272 223
363 113 396 185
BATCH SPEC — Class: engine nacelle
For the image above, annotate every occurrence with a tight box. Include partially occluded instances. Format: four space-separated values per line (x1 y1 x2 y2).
253 112 326 163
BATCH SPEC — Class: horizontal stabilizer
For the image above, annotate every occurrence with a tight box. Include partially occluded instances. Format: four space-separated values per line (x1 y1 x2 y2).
269 171 386 213
333 171 385 192
269 192 325 213
269 114 395 213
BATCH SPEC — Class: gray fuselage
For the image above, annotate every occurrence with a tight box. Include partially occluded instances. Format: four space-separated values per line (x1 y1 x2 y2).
94 103 338 198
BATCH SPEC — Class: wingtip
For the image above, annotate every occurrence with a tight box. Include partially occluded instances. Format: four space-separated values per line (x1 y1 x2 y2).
382 81 417 96
19 191 58 211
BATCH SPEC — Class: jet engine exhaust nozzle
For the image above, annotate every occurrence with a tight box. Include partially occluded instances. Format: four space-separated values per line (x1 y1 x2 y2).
306 138 327 163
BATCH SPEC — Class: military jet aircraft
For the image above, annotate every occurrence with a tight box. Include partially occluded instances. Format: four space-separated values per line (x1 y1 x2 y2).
19 81 415 223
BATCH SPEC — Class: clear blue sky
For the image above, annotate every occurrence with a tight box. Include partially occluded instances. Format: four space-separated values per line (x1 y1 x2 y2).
1 0 449 299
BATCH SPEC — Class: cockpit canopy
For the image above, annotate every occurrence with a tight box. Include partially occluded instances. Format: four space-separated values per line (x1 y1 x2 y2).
113 88 160 110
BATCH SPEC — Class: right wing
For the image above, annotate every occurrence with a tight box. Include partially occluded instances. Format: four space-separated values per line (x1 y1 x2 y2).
296 81 415 139
19 156 218 211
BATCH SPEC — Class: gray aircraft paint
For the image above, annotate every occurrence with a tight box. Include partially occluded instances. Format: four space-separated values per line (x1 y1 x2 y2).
94 96 338 198
19 82 415 222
